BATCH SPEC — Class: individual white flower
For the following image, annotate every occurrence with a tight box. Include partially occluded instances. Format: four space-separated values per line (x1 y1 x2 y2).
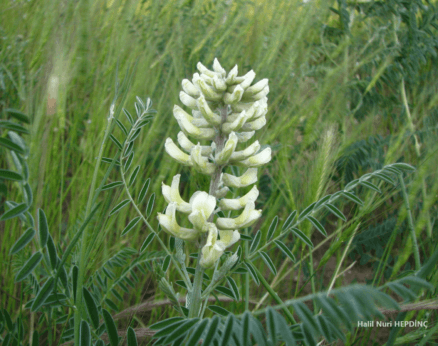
174 105 216 140
223 85 244 104
161 174 191 213
238 147 272 167
215 186 229 198
197 62 218 78
212 75 227 91
188 191 216 232
241 116 266 131
242 85 269 102
238 70 256 90
190 144 216 175
212 58 226 77
219 186 259 211
216 201 262 230
235 131 255 143
177 132 212 155
230 140 261 162
195 78 223 101
219 230 240 247
165 138 193 166
197 95 222 126
243 78 269 97
215 132 238 165
157 203 199 241
225 65 239 85
221 110 247 133
222 168 258 188
182 79 201 98
179 91 199 110
200 224 225 268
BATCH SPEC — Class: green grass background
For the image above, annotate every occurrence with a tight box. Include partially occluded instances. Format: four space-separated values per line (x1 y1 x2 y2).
1 0 438 343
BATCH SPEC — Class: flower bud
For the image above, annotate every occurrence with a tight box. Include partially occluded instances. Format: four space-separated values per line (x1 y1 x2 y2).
222 110 247 133
235 131 255 142
197 62 217 78
195 78 223 101
238 70 256 90
165 138 193 166
242 85 269 102
241 115 266 131
212 58 226 77
243 78 269 96
215 132 238 165
200 225 225 268
225 65 239 85
219 186 259 211
215 186 229 198
212 75 227 91
174 105 216 140
222 168 258 188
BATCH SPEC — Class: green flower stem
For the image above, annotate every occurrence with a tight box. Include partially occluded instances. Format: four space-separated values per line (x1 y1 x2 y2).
247 260 296 324
74 110 114 345
398 173 421 271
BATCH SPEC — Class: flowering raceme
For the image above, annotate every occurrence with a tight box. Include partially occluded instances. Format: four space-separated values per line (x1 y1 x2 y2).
158 59 271 268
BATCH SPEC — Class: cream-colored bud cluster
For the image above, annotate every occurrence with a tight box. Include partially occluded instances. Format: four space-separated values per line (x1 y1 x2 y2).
158 59 271 268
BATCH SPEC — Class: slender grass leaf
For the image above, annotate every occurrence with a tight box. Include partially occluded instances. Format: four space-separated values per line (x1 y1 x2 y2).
240 234 252 241
375 172 396 185
123 108 134 124
146 193 155 218
0 202 27 221
122 217 141 236
31 277 55 312
291 228 313 248
102 309 119 346
164 319 199 344
208 305 231 317
109 199 130 216
104 298 119 312
15 252 43 282
5 108 30 123
249 230 261 253
73 265 78 302
314 195 332 209
0 120 29 134
243 261 260 286
138 178 151 203
127 327 137 346
102 157 121 165
115 119 127 136
0 169 23 181
80 320 91 346
266 216 278 241
391 163 415 172
203 316 220 346
274 240 295 262
32 331 39 346
298 202 316 221
10 227 35 254
129 165 140 186
109 135 123 151
162 255 171 273
260 252 277 275
140 233 155 252
341 192 364 206
38 209 49 247
226 276 240 301
0 137 25 154
307 216 327 236
83 288 99 329
215 286 235 299
47 235 58 270
324 204 346 221
360 181 381 193
187 319 209 346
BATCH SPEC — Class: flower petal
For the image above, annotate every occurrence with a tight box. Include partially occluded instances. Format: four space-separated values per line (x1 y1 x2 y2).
179 91 198 110
222 168 258 188
157 203 199 241
197 94 222 126
177 131 212 155
190 144 216 175
215 132 238 165
230 140 261 162
161 175 192 214
216 202 261 230
238 147 271 167
219 186 259 211
165 138 193 166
